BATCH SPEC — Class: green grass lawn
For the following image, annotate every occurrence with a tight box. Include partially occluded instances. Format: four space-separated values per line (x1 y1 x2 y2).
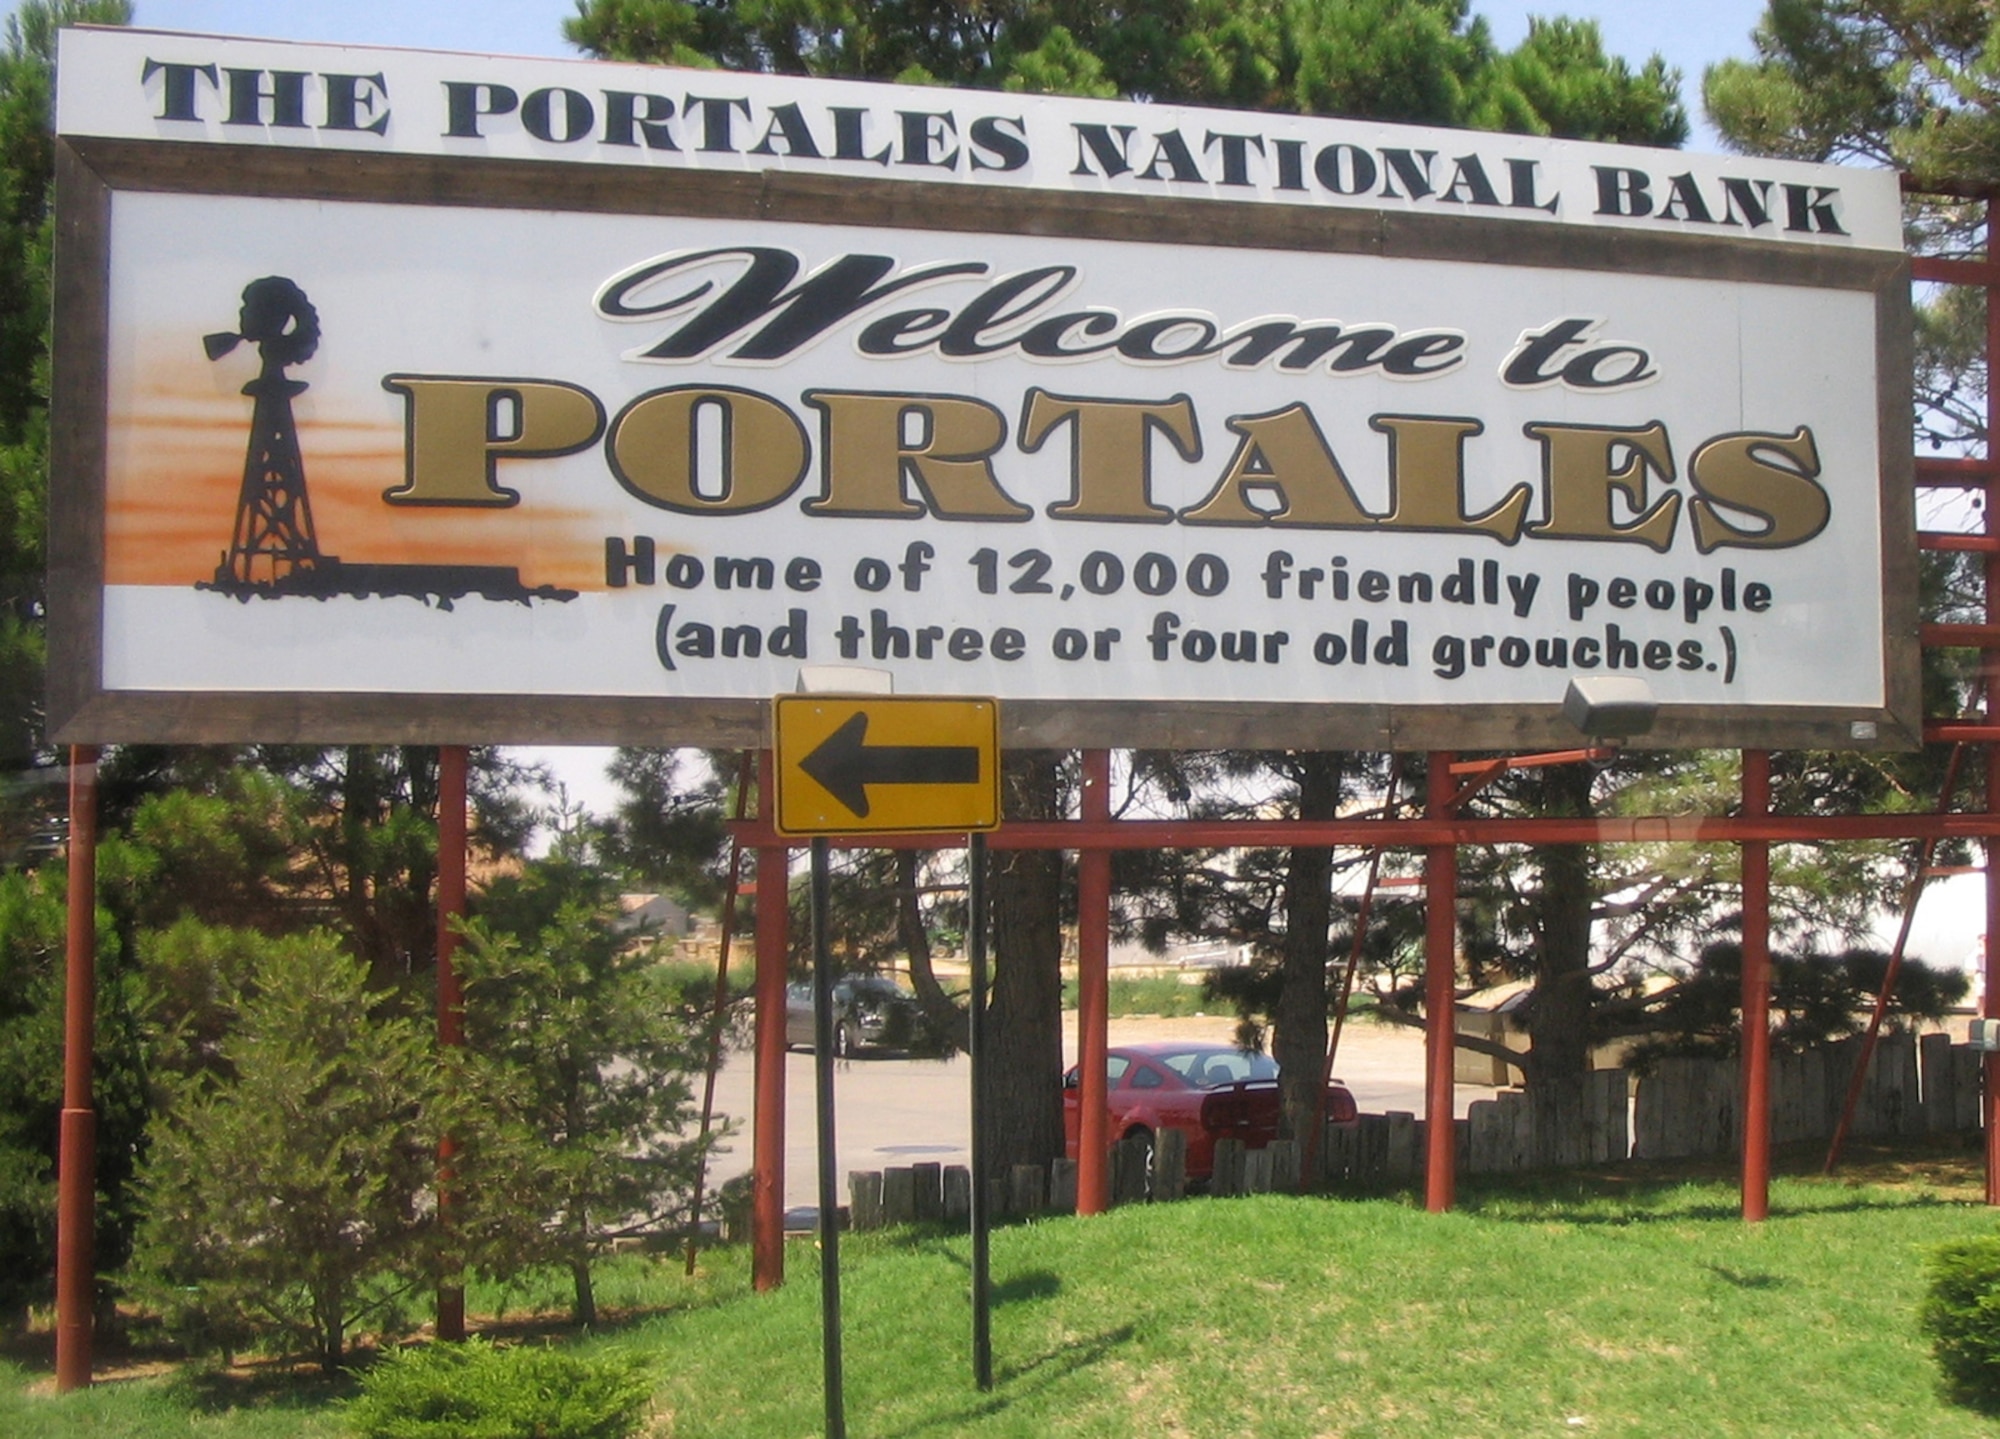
8 1167 2000 1437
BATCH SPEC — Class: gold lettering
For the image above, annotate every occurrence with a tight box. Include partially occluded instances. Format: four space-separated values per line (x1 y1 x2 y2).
1689 427 1829 552
609 385 808 513
1524 420 1678 552
1373 414 1527 541
1180 403 1374 527
381 375 603 506
1020 388 1196 523
803 390 1029 519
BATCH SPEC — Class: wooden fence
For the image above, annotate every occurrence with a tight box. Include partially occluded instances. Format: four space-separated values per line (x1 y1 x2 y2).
847 1134 1311 1229
838 1035 1985 1227
1633 1032 1981 1160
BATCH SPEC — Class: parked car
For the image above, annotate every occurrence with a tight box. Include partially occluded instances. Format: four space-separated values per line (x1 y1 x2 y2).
1062 1041 1359 1183
785 975 919 1056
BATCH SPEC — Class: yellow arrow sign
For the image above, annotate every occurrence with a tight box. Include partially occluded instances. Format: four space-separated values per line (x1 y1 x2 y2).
773 695 1001 836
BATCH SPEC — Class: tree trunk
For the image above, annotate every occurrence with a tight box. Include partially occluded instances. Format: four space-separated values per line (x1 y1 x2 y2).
559 1072 599 1326
317 1282 345 1375
980 751 1066 1177
402 743 441 977
1272 754 1341 1144
571 1254 597 1328
342 745 387 984
1527 763 1596 1165
897 848 968 1052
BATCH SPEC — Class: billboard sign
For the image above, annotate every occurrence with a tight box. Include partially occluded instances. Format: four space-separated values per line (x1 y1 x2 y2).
49 28 1916 751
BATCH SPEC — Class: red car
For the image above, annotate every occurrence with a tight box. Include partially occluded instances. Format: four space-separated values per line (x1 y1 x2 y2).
1062 1041 1359 1184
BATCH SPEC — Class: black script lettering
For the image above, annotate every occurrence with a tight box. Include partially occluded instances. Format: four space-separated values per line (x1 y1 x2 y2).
597 248 989 362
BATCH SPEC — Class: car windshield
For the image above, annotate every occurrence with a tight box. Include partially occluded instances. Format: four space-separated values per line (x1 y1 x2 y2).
1154 1048 1278 1087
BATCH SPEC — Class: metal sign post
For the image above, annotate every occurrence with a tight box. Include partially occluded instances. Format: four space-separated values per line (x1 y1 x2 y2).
967 830 993 1391
774 693 1003 1421
55 745 99 1393
809 834 845 1439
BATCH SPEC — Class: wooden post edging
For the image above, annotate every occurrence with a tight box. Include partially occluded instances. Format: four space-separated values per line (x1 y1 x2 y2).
1111 1136 1149 1205
943 1165 971 1221
849 1171 883 1231
882 1167 916 1226
1048 1158 1078 1213
1009 1164 1046 1217
850 1039 1988 1237
1154 1131 1187 1202
1631 1035 1986 1164
1268 1139 1300 1192
1211 1139 1247 1197
913 1162 944 1223
1243 1146 1275 1195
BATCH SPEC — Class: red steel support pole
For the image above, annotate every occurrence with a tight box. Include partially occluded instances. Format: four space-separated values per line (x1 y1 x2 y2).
1825 748 1966 1175
731 811 2000 853
1423 752 1457 1213
435 744 468 1341
686 752 753 1276
1988 765 2000 1206
1076 749 1112 1216
1986 192 2000 1209
55 745 99 1393
1740 750 1772 1223
753 750 790 1288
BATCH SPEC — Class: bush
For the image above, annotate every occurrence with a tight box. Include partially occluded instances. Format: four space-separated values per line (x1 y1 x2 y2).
134 933 438 1373
346 1339 652 1439
1060 973 1215 1018
1919 1235 2000 1407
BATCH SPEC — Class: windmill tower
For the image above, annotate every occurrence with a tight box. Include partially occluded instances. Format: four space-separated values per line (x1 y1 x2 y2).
206 277 332 590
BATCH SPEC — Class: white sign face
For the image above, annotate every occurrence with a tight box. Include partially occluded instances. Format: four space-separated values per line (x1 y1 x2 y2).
51 30 1915 749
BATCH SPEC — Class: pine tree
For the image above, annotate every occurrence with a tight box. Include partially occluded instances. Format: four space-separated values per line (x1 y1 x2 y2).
0 2 130 774
134 933 437 1373
447 855 708 1327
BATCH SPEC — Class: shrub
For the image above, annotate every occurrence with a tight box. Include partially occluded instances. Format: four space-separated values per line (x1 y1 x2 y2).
1919 1235 2000 1407
346 1338 652 1439
450 859 709 1327
134 933 438 1373
1061 973 1216 1018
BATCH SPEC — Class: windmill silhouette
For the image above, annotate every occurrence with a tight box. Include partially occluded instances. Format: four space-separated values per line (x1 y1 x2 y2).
205 277 337 592
196 276 575 609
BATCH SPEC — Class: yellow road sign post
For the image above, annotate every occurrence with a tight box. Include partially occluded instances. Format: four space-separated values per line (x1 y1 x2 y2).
773 694 1004 1420
773 695 1001 836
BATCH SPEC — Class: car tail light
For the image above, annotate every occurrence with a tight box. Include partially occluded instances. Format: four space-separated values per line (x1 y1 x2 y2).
1325 1086 1358 1124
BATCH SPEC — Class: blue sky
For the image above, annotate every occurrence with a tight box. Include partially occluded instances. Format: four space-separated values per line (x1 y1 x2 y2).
99 0 1770 152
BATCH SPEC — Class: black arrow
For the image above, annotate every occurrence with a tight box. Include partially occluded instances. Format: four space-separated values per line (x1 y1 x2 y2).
798 712 981 818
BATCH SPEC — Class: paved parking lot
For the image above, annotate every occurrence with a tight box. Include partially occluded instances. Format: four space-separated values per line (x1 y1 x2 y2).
701 1014 1492 1213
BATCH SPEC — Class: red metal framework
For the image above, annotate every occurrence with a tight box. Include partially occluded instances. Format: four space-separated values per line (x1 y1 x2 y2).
1910 209 2000 1201
722 190 2000 1275
434 746 468 1343
55 746 96 1393
50 194 2000 1386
